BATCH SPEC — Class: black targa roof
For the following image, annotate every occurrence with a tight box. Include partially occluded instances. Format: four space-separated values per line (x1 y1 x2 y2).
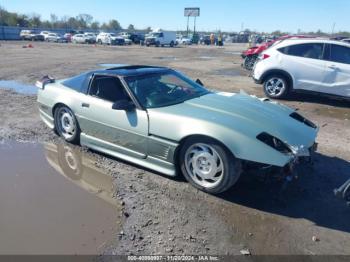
62 65 170 92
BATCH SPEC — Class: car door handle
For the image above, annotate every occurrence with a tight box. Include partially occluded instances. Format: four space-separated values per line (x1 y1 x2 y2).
81 103 90 108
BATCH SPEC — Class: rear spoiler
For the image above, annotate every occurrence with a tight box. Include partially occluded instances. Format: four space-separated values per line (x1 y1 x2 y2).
35 75 55 89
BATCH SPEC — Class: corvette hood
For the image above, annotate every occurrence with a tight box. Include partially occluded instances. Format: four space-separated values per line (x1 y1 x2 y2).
148 92 318 155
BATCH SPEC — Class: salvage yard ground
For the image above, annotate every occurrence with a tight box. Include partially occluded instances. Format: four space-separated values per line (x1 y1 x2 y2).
0 41 349 255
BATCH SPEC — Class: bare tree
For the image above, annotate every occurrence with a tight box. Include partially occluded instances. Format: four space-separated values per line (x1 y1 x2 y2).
127 24 135 31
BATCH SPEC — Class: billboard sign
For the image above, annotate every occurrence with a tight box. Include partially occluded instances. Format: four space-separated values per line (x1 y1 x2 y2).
184 7 200 17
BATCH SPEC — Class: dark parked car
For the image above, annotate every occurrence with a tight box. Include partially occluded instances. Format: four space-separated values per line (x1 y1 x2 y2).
19 30 44 41
129 33 145 44
199 35 211 45
46 33 68 43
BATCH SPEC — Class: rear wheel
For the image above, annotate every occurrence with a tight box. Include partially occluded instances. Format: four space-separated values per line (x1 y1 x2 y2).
263 74 290 99
57 144 82 181
54 106 80 144
179 137 242 194
243 55 257 70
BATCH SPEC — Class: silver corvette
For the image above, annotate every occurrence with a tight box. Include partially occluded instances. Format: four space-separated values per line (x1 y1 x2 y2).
36 65 318 194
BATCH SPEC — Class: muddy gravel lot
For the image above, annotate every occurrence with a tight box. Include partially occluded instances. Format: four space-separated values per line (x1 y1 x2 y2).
0 41 349 256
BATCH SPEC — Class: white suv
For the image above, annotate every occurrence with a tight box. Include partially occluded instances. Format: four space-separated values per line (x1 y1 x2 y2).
96 32 125 45
253 38 350 99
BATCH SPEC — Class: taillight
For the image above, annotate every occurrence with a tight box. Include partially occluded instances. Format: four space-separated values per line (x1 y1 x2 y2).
262 54 270 60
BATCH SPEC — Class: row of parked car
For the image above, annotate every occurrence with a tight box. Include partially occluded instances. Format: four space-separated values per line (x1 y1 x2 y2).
19 29 227 47
19 30 146 45
249 37 350 99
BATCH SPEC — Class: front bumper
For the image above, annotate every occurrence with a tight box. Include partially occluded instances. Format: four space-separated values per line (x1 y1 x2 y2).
285 142 318 171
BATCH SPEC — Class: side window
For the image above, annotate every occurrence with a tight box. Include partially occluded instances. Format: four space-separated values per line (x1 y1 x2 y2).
278 43 324 60
89 76 130 102
328 44 350 64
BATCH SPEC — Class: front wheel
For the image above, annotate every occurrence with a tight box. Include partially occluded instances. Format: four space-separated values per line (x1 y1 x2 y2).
54 106 80 144
180 137 242 194
263 74 290 99
170 41 174 47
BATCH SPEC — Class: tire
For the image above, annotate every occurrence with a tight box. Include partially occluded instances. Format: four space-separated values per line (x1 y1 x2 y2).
170 41 174 47
263 74 290 99
179 137 242 194
155 41 160 47
243 55 256 71
54 105 80 144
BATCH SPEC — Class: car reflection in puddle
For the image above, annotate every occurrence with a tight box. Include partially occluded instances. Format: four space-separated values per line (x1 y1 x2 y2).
44 142 118 207
0 142 120 255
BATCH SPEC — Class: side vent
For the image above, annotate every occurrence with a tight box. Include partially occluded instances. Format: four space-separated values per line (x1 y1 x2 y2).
290 112 317 129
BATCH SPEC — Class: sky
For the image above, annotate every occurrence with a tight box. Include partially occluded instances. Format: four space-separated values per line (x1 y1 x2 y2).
1 0 349 33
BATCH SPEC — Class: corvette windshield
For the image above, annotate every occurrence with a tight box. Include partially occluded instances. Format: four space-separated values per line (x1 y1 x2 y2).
125 71 209 108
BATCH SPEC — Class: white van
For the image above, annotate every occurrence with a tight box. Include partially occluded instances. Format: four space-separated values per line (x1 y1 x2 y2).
145 31 176 47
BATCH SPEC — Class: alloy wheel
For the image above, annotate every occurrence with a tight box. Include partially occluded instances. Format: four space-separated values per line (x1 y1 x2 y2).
184 143 224 188
265 77 286 96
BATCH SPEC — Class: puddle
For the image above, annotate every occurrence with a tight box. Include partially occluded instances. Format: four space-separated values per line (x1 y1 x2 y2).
98 63 128 68
224 51 242 55
214 68 242 77
198 56 216 60
154 56 177 61
0 80 37 95
0 142 120 255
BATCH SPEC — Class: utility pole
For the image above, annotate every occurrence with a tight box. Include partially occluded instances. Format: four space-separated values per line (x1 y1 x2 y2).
187 16 190 36
331 22 336 36
194 16 196 35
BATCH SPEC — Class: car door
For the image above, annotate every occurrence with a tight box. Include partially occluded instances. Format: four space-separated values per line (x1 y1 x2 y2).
77 34 84 43
78 74 149 158
322 43 350 97
279 43 326 91
104 34 110 44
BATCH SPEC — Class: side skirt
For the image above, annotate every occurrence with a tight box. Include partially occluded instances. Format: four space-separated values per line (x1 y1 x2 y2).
39 108 55 129
80 133 176 176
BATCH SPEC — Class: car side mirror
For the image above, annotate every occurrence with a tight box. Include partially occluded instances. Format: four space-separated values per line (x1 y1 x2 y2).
112 100 135 111
196 79 204 86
